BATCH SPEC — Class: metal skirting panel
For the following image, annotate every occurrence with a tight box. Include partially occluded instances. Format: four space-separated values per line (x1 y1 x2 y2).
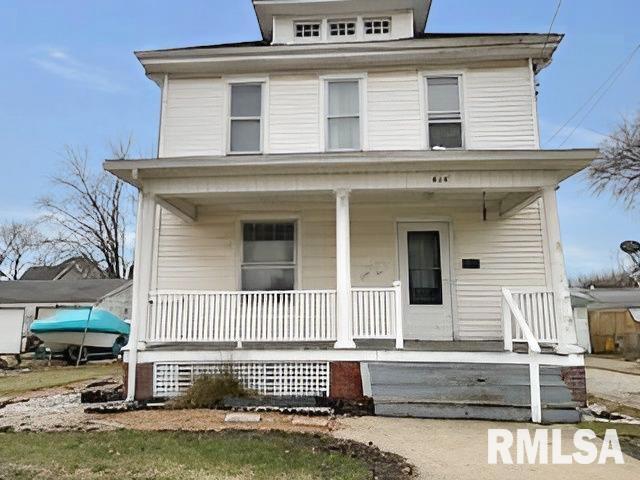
153 361 330 398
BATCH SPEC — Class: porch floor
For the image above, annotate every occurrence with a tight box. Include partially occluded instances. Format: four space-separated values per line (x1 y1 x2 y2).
143 340 505 352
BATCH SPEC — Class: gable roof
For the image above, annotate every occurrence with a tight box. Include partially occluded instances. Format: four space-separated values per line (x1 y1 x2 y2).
0 279 131 304
20 257 103 281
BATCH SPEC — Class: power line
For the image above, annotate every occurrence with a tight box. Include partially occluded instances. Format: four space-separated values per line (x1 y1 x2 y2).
540 0 563 59
557 43 640 147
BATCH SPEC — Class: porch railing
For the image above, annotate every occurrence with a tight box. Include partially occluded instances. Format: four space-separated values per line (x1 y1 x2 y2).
147 290 337 343
146 283 404 347
501 288 560 352
351 281 404 349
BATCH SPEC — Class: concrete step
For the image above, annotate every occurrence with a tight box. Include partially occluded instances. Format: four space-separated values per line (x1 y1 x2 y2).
366 362 580 422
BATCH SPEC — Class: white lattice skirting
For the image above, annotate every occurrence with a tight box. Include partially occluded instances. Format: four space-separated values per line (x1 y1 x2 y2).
153 362 330 398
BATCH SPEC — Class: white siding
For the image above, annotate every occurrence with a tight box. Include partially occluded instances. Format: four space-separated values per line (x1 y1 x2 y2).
269 75 321 153
367 71 423 150
155 198 548 340
158 66 539 157
464 65 538 149
454 201 547 339
161 78 224 157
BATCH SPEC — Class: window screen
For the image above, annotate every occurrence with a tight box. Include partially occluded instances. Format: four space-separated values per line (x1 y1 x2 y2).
230 84 262 153
327 80 360 150
426 77 463 149
242 223 295 291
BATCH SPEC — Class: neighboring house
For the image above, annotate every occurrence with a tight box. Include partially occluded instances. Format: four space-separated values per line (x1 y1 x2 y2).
0 279 132 355
20 257 105 281
571 287 640 356
105 0 599 422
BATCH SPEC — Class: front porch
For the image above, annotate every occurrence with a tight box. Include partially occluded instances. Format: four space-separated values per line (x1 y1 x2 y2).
106 149 595 421
144 287 561 354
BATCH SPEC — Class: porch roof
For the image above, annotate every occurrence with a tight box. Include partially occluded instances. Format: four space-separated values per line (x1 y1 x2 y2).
105 148 598 188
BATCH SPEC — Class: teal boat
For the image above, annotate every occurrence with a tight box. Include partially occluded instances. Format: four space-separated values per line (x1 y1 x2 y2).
30 308 130 362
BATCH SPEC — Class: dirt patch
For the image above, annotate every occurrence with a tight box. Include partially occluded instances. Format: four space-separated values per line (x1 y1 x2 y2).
98 408 340 434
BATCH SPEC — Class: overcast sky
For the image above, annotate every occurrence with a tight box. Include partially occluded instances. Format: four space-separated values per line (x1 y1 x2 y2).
0 0 638 277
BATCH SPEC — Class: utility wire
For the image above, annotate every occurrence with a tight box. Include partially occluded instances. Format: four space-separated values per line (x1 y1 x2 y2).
540 0 563 59
557 43 640 147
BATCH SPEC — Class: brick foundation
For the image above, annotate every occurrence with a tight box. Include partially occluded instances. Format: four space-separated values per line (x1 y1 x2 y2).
329 361 363 400
123 363 154 401
561 366 587 407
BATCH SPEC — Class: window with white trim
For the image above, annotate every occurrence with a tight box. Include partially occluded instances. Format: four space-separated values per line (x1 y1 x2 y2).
329 20 356 37
242 222 295 291
426 76 463 149
326 80 361 151
295 22 321 39
364 18 391 35
229 83 262 153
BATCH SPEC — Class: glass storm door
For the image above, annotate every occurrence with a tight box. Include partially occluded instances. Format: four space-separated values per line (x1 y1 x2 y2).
397 222 453 340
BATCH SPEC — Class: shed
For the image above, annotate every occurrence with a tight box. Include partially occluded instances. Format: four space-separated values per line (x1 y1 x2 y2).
570 287 640 355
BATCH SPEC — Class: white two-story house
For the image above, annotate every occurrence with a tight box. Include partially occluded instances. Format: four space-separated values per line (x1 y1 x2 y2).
106 0 598 422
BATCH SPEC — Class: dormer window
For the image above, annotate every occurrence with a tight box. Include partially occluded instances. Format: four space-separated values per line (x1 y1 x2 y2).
329 20 356 37
295 22 321 39
364 18 391 36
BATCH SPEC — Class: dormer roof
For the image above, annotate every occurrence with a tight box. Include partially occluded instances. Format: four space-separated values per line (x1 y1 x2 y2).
252 0 432 41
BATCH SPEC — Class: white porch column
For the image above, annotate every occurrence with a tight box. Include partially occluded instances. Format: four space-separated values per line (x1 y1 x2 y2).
542 186 578 346
126 191 158 401
334 188 356 349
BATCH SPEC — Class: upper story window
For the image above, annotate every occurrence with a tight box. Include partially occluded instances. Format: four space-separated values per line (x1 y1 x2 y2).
364 18 391 36
295 22 321 39
229 83 263 154
326 80 361 151
426 76 463 149
329 20 356 37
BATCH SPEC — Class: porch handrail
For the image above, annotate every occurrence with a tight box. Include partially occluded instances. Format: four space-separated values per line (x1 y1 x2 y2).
501 288 541 353
350 281 404 349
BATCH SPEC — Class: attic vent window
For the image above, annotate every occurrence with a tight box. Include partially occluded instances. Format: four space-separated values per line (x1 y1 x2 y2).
329 20 356 37
295 22 321 38
364 18 391 35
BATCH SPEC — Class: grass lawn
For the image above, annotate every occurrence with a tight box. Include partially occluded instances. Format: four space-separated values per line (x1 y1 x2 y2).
0 430 371 480
0 362 121 397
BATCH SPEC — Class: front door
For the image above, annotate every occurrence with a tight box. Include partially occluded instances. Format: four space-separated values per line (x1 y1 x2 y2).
397 222 453 340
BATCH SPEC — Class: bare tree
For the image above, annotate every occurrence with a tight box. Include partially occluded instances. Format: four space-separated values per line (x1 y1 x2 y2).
0 220 53 280
570 268 637 289
589 113 640 207
37 140 135 279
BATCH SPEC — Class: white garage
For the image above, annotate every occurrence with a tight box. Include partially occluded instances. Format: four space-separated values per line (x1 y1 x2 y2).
0 308 24 354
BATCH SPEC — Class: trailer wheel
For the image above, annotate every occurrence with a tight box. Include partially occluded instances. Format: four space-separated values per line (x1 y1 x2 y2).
65 346 88 365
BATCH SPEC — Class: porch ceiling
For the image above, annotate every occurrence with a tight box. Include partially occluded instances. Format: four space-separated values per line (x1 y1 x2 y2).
156 189 540 222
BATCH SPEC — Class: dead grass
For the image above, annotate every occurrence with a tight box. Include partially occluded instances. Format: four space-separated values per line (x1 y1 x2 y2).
0 430 370 480
0 362 121 397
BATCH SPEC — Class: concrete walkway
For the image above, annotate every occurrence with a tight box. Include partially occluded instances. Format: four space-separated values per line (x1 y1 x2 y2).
334 417 640 480
586 356 640 413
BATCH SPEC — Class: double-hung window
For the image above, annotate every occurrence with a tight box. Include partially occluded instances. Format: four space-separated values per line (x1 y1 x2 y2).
426 76 463 149
229 83 263 154
326 80 361 151
241 222 295 291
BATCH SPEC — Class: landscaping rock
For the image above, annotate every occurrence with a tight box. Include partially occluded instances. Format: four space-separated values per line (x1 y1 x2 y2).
0 355 20 370
224 412 261 423
81 383 124 403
